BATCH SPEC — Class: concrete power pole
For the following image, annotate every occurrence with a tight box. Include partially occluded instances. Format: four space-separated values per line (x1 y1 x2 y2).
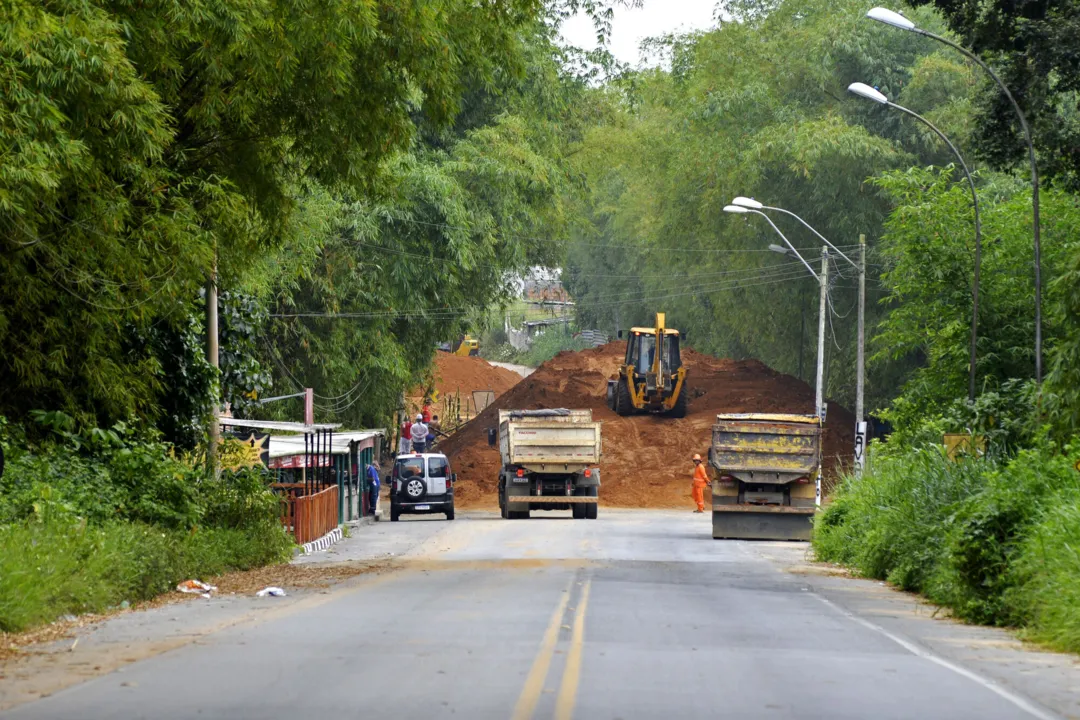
815 247 829 423
856 235 866 425
814 248 829 508
206 263 220 476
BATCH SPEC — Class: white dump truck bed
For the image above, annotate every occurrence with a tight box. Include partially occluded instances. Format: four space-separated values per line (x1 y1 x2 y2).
498 409 602 472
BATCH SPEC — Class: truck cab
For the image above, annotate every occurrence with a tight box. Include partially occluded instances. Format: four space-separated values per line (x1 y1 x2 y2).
390 452 456 521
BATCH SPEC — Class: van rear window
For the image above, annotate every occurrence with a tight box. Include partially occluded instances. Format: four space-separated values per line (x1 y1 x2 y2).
395 457 424 478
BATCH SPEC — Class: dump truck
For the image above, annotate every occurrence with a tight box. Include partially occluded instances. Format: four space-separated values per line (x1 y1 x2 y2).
708 413 822 541
606 312 688 418
489 409 602 520
437 334 480 357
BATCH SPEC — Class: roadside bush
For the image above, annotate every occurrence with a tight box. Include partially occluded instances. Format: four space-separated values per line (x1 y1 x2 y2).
517 331 591 368
931 444 1080 625
0 519 292 633
815 439 1080 652
0 416 294 633
1010 500 1080 652
814 444 991 590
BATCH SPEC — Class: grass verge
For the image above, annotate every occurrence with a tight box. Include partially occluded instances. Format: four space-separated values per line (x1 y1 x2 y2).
0 519 293 633
813 442 1080 654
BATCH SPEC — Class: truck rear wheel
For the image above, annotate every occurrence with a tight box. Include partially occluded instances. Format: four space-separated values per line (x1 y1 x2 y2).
572 496 586 519
585 487 598 519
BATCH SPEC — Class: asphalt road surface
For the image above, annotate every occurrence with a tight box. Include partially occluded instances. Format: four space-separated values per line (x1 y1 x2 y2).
3 510 1077 720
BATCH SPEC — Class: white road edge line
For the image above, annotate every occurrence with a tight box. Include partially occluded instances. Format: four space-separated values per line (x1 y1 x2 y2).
811 593 1061 720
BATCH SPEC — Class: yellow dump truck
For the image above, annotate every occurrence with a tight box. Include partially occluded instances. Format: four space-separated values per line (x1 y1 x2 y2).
708 413 821 541
489 409 602 520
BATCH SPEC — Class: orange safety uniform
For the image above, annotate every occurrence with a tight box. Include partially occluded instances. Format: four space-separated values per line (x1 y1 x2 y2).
692 462 710 512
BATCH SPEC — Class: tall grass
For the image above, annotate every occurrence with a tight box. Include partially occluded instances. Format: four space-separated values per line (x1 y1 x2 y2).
0 520 291 632
0 425 295 633
814 442 1080 653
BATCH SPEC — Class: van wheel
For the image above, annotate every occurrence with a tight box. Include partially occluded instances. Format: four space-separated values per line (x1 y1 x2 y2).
446 505 455 521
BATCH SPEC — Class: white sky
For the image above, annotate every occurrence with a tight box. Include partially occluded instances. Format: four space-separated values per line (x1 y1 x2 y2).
559 0 720 67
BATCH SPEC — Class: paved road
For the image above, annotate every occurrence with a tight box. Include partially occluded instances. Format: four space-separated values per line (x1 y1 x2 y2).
3 511 1077 720
488 361 536 378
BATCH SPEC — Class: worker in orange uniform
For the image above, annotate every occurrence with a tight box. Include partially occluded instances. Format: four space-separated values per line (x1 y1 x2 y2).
691 453 709 513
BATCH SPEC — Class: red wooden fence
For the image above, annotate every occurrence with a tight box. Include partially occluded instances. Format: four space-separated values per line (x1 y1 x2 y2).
273 483 339 545
293 485 339 545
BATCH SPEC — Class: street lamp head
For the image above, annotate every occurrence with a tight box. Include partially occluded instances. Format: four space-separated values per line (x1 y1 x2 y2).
867 7 916 30
848 82 889 104
731 196 764 210
768 244 791 255
723 204 751 214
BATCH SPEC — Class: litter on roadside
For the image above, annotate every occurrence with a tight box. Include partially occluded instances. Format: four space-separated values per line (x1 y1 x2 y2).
255 586 286 598
176 579 217 599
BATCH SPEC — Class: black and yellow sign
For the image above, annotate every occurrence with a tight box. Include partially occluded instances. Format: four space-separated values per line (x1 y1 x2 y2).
222 431 270 470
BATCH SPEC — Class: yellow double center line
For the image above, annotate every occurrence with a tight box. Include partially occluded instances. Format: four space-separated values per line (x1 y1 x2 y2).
512 577 593 720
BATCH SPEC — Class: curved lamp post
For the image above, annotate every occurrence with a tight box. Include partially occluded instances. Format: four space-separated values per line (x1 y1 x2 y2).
867 6 1042 390
725 204 829 506
848 81 981 402
730 197 867 426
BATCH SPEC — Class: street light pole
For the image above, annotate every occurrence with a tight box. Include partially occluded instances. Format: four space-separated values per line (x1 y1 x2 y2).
847 82 980 402
817 247 829 425
723 205 829 420
731 197 863 423
857 235 866 426
867 7 1042 390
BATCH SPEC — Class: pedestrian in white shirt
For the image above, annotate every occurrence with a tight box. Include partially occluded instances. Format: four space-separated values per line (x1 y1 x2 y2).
410 414 429 453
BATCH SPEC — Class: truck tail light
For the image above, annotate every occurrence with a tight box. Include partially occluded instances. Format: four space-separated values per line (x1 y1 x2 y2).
584 468 592 478
516 468 525 478
796 476 810 484
719 474 736 487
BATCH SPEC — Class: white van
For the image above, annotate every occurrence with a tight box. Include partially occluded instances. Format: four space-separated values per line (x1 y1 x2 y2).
390 452 456 521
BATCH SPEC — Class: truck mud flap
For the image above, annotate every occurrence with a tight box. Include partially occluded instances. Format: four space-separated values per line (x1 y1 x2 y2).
712 507 814 541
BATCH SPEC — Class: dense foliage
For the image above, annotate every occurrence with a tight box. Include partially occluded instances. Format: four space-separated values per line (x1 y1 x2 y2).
0 414 291 632
0 0 589 435
561 0 972 411
815 440 1080 653
908 0 1080 190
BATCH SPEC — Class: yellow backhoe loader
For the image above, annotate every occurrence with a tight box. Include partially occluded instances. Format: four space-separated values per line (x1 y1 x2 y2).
606 312 688 418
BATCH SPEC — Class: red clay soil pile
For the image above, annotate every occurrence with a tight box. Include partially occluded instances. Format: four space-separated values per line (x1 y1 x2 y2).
440 342 855 510
413 353 521 400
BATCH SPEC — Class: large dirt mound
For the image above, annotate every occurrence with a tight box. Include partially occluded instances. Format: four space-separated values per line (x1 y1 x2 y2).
412 353 522 400
440 342 854 509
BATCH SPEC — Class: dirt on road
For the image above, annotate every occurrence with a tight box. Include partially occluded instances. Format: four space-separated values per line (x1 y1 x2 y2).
439 342 854 510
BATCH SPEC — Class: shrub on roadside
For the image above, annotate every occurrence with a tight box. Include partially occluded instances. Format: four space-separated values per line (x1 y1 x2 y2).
814 439 1080 653
0 415 295 633
0 519 292 633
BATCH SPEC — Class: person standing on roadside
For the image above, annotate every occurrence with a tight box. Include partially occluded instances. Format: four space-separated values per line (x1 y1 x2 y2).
366 463 381 516
691 453 709 513
410 414 429 454
400 416 413 455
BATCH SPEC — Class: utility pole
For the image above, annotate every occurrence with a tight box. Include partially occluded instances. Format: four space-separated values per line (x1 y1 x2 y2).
816 247 829 423
856 235 866 425
206 260 219 477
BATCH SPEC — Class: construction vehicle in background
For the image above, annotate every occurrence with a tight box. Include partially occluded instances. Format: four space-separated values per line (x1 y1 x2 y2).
606 312 687 418
489 409 601 520
709 413 822 541
437 334 480 357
